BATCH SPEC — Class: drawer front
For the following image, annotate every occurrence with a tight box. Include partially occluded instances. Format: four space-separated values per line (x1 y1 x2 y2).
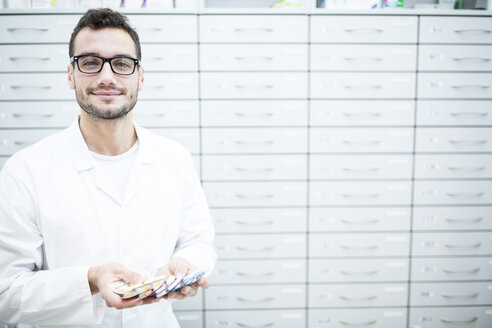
214 234 306 259
0 15 78 43
310 100 415 126
311 73 416 99
202 128 307 154
0 73 72 100
200 44 307 71
0 129 59 155
206 285 306 309
140 73 198 99
417 101 492 126
128 15 197 42
411 282 492 306
415 154 492 179
311 45 417 71
140 44 198 71
310 309 407 328
420 17 492 44
309 207 411 232
202 155 307 181
419 45 492 71
412 232 492 256
309 284 408 307
212 259 306 284
416 128 492 152
311 16 417 43
202 100 308 126
409 307 492 328
0 45 67 72
414 181 492 205
412 257 492 281
418 73 492 99
310 155 412 180
0 101 77 128
211 208 306 234
201 73 307 99
310 259 409 282
148 128 199 154
174 312 202 328
172 289 202 311
310 233 410 257
200 15 307 43
413 206 492 231
206 310 305 328
133 101 198 127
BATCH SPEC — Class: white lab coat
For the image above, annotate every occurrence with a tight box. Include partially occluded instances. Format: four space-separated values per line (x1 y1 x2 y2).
0 118 217 327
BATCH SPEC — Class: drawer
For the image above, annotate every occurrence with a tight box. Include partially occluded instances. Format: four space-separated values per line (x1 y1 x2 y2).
206 285 305 309
311 45 417 71
310 308 407 328
200 44 307 71
0 45 67 72
309 207 411 232
0 73 72 100
418 73 492 99
420 17 492 44
310 181 412 206
133 101 198 127
310 155 412 180
309 283 408 307
412 232 492 256
414 181 492 205
311 73 416 99
207 310 305 328
409 307 492 328
310 100 415 126
0 157 8 169
140 44 197 71
201 72 307 99
202 128 307 154
202 155 306 181
140 73 198 99
311 16 417 43
411 282 492 306
310 233 410 257
417 101 492 126
128 15 197 42
200 15 307 43
202 100 308 127
310 258 409 282
412 257 492 281
172 289 202 311
0 15 79 43
211 208 306 234
0 101 77 128
148 128 199 154
0 129 59 155
174 311 202 328
416 128 492 152
212 259 305 284
415 154 492 179
214 234 306 259
419 45 492 71
413 206 492 231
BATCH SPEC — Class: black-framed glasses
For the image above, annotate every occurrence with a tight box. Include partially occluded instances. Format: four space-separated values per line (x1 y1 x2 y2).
70 55 141 76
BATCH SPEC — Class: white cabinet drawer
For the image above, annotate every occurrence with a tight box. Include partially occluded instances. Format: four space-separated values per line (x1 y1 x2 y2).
411 282 492 306
207 310 305 328
309 284 408 307
140 44 197 71
415 154 492 179
200 44 307 71
0 73 72 100
414 181 492 205
311 181 411 206
133 101 198 127
310 233 410 257
311 45 416 71
310 308 407 328
309 207 411 232
310 155 412 180
211 208 306 234
202 100 307 126
0 102 77 128
413 206 492 231
311 16 417 43
419 45 492 71
409 307 492 328
311 73 416 99
215 234 306 259
310 259 409 282
200 15 307 43
0 15 78 43
416 128 492 152
412 232 492 256
148 128 199 154
412 257 492 282
202 155 306 180
417 101 492 126
418 73 492 99
202 128 307 154
310 101 415 126
212 259 305 284
206 285 305 309
128 15 197 42
139 73 198 99
172 289 202 311
0 129 59 155
0 45 67 72
420 17 492 44
201 73 307 99
174 311 202 328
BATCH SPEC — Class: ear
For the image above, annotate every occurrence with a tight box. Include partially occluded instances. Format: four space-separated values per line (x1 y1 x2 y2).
67 64 75 90
137 66 144 92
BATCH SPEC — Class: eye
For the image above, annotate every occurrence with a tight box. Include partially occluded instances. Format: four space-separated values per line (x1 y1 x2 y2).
79 57 101 68
112 58 132 69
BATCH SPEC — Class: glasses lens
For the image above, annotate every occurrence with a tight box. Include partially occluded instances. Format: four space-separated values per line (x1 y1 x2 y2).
78 56 103 73
110 57 135 75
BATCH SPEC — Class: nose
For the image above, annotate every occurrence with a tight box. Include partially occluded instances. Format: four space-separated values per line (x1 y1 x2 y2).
96 60 117 85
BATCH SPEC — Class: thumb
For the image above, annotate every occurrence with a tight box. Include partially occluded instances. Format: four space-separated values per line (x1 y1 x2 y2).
117 268 144 284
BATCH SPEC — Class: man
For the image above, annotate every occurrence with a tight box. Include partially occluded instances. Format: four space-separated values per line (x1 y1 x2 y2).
0 8 216 327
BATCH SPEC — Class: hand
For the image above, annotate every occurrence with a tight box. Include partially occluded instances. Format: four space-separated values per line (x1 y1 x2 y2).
160 257 210 301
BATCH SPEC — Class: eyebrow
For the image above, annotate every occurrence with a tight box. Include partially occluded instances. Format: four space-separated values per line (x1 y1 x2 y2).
76 52 135 58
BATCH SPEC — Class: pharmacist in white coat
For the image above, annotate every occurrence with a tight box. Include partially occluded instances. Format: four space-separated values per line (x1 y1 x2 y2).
0 8 216 327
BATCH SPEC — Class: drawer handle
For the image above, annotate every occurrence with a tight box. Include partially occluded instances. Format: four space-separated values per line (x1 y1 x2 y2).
342 139 381 146
340 245 379 251
148 85 165 89
236 271 275 278
234 84 274 89
234 219 275 226
452 57 491 62
236 322 275 328
444 242 481 249
9 56 50 61
339 294 378 301
451 84 490 90
11 85 52 90
447 165 486 172
341 218 380 225
454 28 492 34
14 141 35 147
234 56 274 61
440 317 478 324
235 193 275 199
441 292 479 299
449 111 488 117
445 192 484 198
236 296 275 303
341 193 380 199
12 113 54 118
443 267 480 274
7 27 49 32
339 319 377 326
236 246 275 252
233 112 274 118
344 84 383 90
147 57 165 61
448 139 487 145
235 140 275 146
233 27 274 33
341 166 381 172
234 167 275 173
342 111 382 117
344 28 383 33
445 217 483 224
138 27 163 32
344 56 382 62
340 269 379 276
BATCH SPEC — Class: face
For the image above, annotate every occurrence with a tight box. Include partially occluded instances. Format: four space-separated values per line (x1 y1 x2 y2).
68 27 144 121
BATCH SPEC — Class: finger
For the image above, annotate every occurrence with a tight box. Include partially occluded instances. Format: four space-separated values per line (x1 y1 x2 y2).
197 277 210 289
117 269 144 284
180 286 198 297
173 259 191 276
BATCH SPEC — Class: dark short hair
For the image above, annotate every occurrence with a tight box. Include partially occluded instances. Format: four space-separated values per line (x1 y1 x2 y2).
69 8 141 60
